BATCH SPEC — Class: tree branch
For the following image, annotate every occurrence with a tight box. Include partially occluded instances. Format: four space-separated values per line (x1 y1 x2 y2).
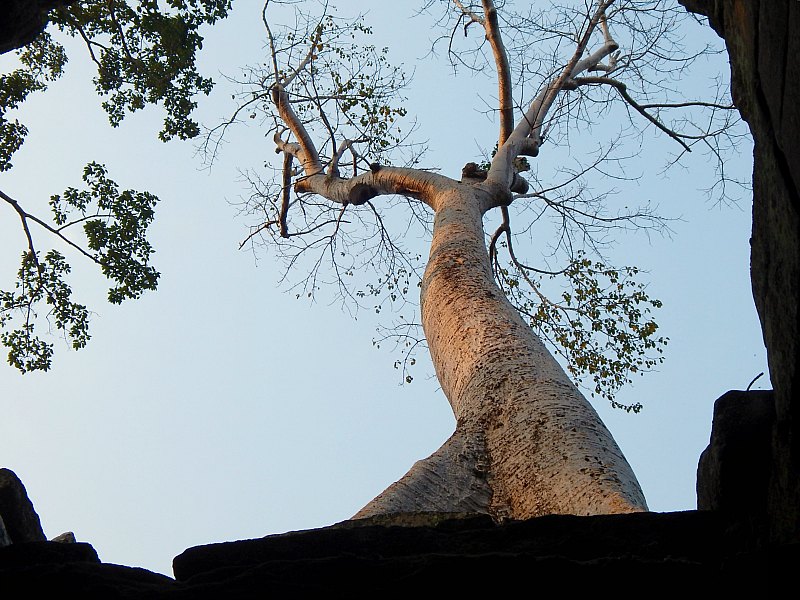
329 137 367 177
271 83 323 174
0 188 99 264
293 166 453 209
481 0 514 145
485 0 618 198
452 0 484 26
279 152 293 238
57 9 104 69
572 75 693 152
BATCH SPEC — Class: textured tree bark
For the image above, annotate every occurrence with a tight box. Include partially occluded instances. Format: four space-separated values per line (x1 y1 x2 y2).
355 184 647 520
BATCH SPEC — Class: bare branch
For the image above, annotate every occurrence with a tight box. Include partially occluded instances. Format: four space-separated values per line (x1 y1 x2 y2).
271 83 323 174
279 152 293 238
452 0 484 25
572 75 692 151
329 137 367 177
262 1 281 84
485 0 619 196
480 0 514 145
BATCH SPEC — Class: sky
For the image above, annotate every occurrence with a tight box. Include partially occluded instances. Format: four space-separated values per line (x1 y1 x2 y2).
0 2 769 576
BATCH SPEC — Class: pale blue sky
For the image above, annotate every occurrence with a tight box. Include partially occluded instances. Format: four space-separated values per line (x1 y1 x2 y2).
0 2 767 575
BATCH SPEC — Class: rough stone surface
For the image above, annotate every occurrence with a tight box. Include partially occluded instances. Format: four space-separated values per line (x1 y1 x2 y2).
0 515 11 548
172 511 726 583
0 539 100 569
0 551 174 598
0 468 46 544
51 531 76 543
2 510 791 597
697 390 775 540
680 0 800 544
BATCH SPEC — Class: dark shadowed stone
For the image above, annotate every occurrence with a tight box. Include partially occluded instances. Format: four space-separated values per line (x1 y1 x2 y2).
0 541 177 598
0 512 790 597
165 511 788 597
173 511 727 583
50 531 76 543
0 515 11 547
0 558 176 598
697 391 775 540
679 0 800 544
0 540 99 569
0 1 78 55
0 469 46 544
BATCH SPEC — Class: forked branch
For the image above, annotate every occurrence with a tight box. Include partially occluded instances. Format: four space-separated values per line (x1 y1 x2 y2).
480 0 514 145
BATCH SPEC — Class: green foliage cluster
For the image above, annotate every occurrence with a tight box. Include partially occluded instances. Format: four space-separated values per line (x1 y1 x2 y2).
1 2 231 173
0 33 67 171
50 162 159 304
1 1 228 372
1 250 88 373
1 163 159 372
275 13 408 166
497 252 668 412
50 0 231 141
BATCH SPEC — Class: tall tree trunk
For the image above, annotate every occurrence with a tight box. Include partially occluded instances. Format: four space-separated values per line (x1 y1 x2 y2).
356 184 647 520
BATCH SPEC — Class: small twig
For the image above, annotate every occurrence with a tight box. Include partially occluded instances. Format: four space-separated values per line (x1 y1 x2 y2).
238 221 276 249
1 188 99 264
329 138 367 177
572 75 693 152
746 372 764 391
56 213 113 232
57 9 104 68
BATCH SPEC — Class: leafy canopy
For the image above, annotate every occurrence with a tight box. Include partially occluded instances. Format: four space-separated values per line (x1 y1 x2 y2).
0 0 230 372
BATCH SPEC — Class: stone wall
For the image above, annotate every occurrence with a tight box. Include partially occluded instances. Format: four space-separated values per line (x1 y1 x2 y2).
680 0 800 544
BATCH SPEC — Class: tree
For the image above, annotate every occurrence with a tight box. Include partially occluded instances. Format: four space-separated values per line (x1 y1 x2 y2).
1 1 741 521
204 0 739 519
0 0 231 371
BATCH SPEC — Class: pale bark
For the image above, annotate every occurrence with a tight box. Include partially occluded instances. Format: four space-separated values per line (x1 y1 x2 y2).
355 183 647 520
484 0 619 195
353 427 493 516
480 0 514 145
266 0 648 521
